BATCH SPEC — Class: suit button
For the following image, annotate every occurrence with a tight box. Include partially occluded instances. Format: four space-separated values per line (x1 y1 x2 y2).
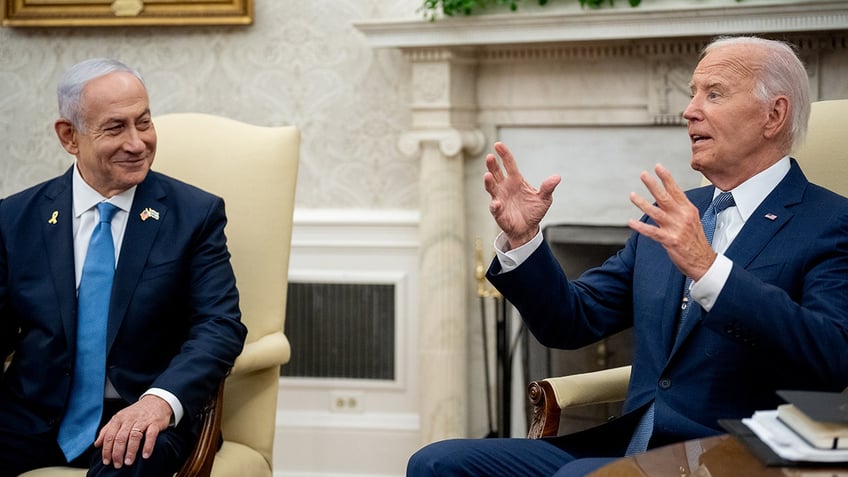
659 378 672 389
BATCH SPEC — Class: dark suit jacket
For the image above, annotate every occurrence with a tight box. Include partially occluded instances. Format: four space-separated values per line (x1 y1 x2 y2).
488 159 848 451
0 167 247 438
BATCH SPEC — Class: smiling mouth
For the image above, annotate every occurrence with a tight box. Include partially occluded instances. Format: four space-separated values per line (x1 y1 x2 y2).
115 156 147 164
691 134 712 144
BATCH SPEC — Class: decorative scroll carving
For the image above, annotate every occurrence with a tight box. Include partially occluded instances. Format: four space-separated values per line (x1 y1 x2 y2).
648 57 695 125
527 380 562 439
399 129 486 159
413 63 449 104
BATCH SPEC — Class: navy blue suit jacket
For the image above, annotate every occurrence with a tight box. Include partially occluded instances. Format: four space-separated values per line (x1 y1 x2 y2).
488 160 848 450
0 167 247 437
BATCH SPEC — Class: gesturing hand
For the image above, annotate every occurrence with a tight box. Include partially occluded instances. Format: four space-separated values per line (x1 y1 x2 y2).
94 394 172 469
627 164 717 281
484 142 561 250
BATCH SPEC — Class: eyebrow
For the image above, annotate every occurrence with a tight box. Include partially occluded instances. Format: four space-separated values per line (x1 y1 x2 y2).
99 109 151 125
135 108 152 121
689 80 726 93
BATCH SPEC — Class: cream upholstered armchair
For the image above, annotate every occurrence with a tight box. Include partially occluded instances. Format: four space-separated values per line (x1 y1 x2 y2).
20 113 300 476
526 98 848 439
527 365 631 439
790 99 848 196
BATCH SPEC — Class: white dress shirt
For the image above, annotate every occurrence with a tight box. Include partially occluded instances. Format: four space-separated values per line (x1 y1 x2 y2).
72 164 183 425
494 157 792 313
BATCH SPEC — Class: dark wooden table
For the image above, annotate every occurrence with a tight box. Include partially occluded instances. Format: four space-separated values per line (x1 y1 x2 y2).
589 434 848 477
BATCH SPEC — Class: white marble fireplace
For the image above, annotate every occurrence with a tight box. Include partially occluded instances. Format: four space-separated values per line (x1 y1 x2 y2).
354 0 848 447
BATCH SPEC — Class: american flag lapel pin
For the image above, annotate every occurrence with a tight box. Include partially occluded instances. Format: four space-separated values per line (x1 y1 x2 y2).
764 213 778 221
140 207 160 221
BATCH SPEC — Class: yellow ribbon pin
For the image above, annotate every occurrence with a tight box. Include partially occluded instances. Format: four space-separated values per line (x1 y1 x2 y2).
48 211 58 224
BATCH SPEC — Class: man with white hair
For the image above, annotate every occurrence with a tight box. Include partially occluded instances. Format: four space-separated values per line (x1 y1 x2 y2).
408 36 848 477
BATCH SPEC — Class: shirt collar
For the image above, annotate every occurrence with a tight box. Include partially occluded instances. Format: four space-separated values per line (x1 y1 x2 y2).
716 156 791 222
72 163 136 216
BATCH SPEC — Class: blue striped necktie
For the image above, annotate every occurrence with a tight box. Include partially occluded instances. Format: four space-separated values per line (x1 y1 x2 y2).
625 191 735 456
679 192 735 331
57 202 119 461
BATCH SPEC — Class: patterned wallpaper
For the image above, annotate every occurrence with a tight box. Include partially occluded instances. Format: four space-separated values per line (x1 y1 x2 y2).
0 0 420 209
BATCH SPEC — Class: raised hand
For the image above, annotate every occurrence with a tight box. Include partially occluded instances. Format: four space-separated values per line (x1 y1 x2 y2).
628 164 716 281
484 142 561 250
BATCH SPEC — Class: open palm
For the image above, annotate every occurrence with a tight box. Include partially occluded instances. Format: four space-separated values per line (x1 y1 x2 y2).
484 142 561 250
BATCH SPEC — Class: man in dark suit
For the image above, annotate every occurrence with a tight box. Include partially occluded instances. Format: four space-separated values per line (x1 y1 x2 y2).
0 58 247 476
408 36 848 476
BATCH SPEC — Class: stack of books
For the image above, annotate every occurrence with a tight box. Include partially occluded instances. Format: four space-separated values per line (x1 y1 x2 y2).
727 390 848 465
777 401 848 450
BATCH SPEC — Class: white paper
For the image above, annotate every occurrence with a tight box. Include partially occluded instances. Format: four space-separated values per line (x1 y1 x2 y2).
743 410 848 463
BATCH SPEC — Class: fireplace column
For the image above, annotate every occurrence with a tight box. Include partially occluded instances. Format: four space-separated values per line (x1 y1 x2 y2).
399 47 485 445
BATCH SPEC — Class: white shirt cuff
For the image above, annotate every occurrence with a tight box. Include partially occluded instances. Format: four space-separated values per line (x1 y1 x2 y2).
494 230 544 273
142 388 184 427
690 253 733 312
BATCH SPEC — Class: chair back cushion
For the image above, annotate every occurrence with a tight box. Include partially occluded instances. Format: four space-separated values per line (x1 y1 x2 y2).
791 99 848 197
152 113 299 469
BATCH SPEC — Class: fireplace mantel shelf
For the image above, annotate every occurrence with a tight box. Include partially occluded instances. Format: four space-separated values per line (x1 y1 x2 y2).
354 0 848 48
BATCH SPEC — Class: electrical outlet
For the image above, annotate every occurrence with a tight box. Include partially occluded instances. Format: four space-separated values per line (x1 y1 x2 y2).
330 391 365 413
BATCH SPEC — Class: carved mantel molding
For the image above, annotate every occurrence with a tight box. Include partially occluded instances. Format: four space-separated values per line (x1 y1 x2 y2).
354 0 848 49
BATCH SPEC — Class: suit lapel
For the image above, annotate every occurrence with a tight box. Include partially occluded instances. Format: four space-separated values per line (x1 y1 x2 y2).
723 161 805 267
40 169 78 349
106 173 168 353
668 160 807 359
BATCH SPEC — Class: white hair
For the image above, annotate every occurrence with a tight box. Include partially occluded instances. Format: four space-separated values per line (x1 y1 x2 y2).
56 58 146 131
703 36 811 151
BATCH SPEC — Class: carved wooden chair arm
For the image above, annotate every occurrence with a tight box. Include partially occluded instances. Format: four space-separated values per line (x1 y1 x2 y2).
527 365 631 439
174 377 226 477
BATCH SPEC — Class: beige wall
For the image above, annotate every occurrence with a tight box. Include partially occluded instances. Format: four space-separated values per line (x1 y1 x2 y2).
0 0 420 209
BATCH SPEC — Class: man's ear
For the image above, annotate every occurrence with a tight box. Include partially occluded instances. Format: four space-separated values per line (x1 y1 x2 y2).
763 96 790 140
54 119 79 155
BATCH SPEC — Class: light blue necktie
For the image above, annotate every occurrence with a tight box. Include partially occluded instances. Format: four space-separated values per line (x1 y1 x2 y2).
57 202 118 461
625 192 735 456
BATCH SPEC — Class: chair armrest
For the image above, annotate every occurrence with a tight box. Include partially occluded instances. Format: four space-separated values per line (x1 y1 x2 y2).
173 330 289 476
230 331 290 376
527 365 631 439
175 377 225 477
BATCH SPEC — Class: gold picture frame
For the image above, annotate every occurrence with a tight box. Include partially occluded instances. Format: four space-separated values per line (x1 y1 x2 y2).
1 0 253 27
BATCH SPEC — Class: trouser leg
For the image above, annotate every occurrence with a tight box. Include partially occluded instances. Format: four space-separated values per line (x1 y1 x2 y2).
407 437 576 477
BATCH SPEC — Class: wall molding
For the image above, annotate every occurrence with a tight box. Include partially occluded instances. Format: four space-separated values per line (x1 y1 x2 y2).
279 207 421 476
291 208 419 250
277 410 419 431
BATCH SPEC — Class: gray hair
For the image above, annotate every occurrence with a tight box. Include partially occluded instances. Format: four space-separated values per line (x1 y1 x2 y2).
703 36 811 151
57 58 146 131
